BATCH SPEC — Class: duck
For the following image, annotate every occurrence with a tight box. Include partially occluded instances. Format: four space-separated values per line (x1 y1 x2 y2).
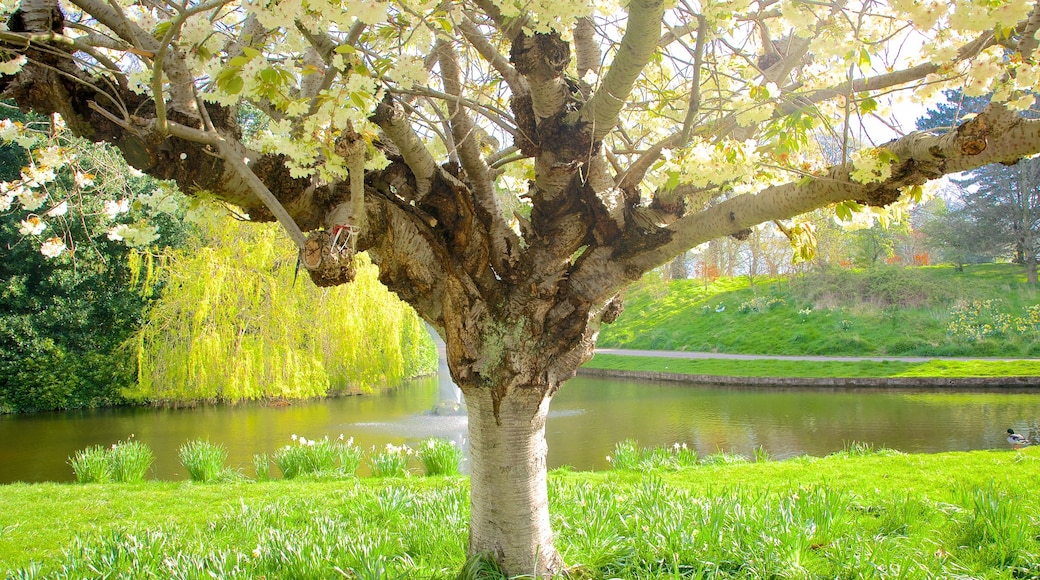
1007 428 1029 449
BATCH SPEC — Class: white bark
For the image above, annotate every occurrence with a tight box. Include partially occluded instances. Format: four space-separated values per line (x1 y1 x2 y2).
577 0 665 141
466 387 562 578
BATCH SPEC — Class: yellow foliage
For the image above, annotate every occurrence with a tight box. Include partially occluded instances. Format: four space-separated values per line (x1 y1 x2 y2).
129 216 435 404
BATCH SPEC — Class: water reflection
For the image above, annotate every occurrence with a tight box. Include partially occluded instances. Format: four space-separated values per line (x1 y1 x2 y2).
1 376 1039 483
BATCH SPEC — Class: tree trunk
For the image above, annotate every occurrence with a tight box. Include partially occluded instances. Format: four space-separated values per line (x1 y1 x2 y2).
465 385 563 577
1025 250 1039 285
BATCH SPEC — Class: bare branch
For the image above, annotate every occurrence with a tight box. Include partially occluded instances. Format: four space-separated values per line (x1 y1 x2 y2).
1017 0 1040 61
458 13 527 96
679 15 707 146
68 0 198 113
436 38 522 271
438 39 493 191
573 16 599 80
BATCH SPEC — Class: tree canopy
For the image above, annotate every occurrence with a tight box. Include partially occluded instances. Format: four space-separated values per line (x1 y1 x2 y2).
2 0 1040 574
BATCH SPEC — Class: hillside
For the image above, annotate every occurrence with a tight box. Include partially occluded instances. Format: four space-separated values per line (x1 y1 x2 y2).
598 264 1040 358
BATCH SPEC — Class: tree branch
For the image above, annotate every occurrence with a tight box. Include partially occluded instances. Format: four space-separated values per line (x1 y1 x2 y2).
161 120 307 249
572 16 600 80
372 96 438 200
458 13 527 96
68 0 198 113
436 38 522 273
629 105 1040 273
1017 0 1040 61
576 0 666 141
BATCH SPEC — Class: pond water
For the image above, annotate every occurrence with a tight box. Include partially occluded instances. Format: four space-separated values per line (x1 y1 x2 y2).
2 369 1039 484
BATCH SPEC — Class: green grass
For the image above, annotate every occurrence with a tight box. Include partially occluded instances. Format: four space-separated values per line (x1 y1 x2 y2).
584 354 1040 378
417 438 464 476
599 263 1040 358
178 439 229 483
5 448 1040 578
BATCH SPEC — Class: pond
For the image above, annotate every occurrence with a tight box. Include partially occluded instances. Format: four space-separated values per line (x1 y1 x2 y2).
2 372 1038 484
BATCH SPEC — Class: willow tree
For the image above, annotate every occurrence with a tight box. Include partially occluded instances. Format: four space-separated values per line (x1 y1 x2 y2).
3 0 1040 574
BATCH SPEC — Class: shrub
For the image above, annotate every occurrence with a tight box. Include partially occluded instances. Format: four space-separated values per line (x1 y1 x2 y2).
368 443 412 478
417 438 463 476
178 439 228 483
69 445 112 483
108 439 154 483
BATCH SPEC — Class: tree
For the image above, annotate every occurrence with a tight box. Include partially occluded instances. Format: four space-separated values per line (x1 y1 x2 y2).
0 107 195 413
2 0 1040 574
917 90 1040 282
133 215 436 404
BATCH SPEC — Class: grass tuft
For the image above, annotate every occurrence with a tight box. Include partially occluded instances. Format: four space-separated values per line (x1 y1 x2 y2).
368 443 412 478
178 439 228 483
109 439 154 483
68 438 154 484
417 438 463 476
68 445 112 484
273 434 363 479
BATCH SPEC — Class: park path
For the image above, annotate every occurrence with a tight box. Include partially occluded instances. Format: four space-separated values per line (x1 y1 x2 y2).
594 348 1035 363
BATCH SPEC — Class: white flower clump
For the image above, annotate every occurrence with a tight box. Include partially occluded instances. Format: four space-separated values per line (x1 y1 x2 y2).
18 216 46 236
849 147 894 185
40 237 67 258
667 138 763 189
107 223 160 248
104 199 130 219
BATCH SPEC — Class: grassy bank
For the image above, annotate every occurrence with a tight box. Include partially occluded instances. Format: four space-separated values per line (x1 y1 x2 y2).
5 447 1040 578
584 354 1040 379
599 263 1040 358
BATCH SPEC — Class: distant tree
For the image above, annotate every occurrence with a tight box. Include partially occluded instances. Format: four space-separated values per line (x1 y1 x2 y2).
665 250 690 280
917 91 1040 282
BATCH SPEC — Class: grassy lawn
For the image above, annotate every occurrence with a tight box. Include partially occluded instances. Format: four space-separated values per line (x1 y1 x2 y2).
4 447 1040 578
584 354 1040 379
599 263 1040 358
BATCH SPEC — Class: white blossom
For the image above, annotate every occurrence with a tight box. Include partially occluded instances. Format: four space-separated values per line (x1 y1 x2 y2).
18 216 46 236
40 236 66 258
104 198 130 219
44 201 68 217
18 189 47 211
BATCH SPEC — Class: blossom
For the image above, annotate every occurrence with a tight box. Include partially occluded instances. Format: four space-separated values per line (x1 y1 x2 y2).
107 223 159 248
74 172 95 188
103 198 129 219
40 237 66 258
18 190 47 211
18 216 45 236
44 200 68 217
